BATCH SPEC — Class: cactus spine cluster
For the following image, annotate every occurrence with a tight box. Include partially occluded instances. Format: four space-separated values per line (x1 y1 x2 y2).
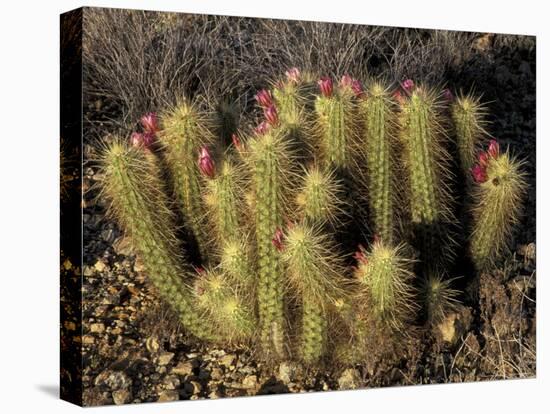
100 69 528 368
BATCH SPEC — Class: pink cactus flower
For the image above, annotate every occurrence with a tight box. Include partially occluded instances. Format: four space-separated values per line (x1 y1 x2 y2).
354 245 369 265
255 89 273 108
318 77 333 97
264 105 279 126
231 133 242 150
478 152 489 168
130 131 154 149
401 79 415 94
140 112 159 134
195 266 205 275
471 164 488 183
393 89 404 104
198 146 215 179
285 67 301 83
272 228 285 252
340 74 353 88
443 88 454 103
254 121 270 135
487 139 500 159
351 79 363 97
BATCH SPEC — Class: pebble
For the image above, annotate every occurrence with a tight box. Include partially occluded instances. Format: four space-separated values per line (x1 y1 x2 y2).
157 390 179 402
338 368 362 390
90 323 105 334
158 352 175 366
172 361 194 376
112 389 131 405
241 375 258 390
219 353 236 369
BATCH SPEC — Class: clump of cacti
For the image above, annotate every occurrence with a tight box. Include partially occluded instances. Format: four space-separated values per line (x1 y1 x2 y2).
100 68 528 368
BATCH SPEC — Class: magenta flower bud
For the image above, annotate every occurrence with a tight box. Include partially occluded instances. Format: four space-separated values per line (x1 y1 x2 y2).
393 89 404 104
340 74 353 88
140 112 159 134
443 88 454 103
471 164 488 184
401 79 415 94
231 133 242 150
478 152 489 168
264 105 279 126
318 77 333 97
198 146 215 179
272 228 285 252
285 67 301 83
255 89 273 108
130 132 154 150
487 139 500 159
353 247 369 265
254 121 270 135
351 79 363 97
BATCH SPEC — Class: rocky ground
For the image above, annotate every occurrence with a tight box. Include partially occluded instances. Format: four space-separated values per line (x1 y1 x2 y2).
69 32 536 406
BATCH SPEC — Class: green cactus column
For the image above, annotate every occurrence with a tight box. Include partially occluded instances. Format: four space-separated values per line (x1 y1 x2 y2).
469 142 526 270
451 95 487 175
282 224 346 363
315 84 358 171
361 83 396 242
247 129 293 357
399 87 454 266
354 241 416 329
102 141 214 340
161 101 213 262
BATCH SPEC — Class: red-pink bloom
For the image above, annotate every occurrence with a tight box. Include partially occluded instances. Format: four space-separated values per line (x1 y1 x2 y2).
254 121 270 135
195 266 205 275
401 79 415 94
318 77 333 97
198 146 215 179
231 133 242 150
255 89 273 108
487 139 500 159
478 152 489 168
354 245 369 265
264 105 279 126
272 228 285 252
140 112 159 134
130 131 154 149
351 79 363 97
471 164 488 183
393 89 404 104
285 67 301 83
443 88 454 103
340 74 353 88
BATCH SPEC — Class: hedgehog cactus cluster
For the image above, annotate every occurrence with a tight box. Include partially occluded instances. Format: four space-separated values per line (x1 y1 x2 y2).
101 67 527 366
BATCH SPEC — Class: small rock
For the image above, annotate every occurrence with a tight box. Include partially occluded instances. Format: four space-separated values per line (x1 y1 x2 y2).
157 390 179 402
190 381 202 394
112 389 131 405
94 260 107 272
208 367 222 381
82 335 95 345
162 375 180 390
90 323 105 334
83 266 94 276
338 368 362 390
158 352 175 366
134 257 146 272
145 336 160 354
278 361 300 384
241 375 258 390
219 354 236 369
172 361 194 376
101 229 115 243
437 305 473 345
